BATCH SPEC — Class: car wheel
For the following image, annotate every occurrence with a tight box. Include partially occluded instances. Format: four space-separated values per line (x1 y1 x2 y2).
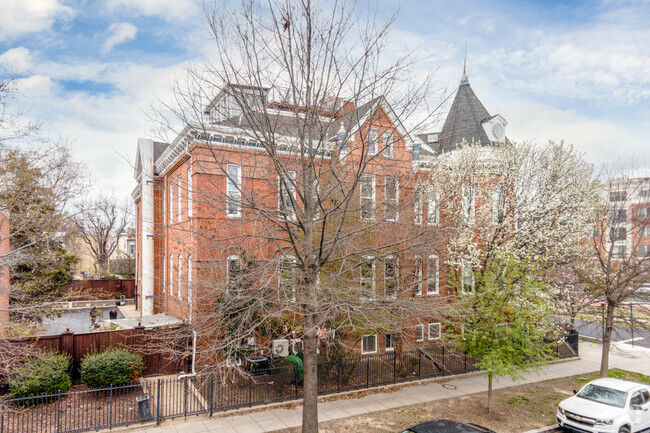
618 426 630 433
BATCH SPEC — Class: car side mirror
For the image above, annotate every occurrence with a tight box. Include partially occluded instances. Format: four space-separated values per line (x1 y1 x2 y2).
573 389 577 395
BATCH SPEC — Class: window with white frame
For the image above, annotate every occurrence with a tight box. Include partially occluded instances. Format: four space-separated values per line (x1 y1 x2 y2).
361 334 377 354
226 255 240 294
427 187 439 225
163 254 166 295
414 255 422 296
427 255 439 295
428 323 441 340
279 171 296 219
360 174 375 220
382 131 393 158
612 245 626 259
169 255 173 295
188 255 192 306
461 262 474 294
177 175 182 221
415 324 424 342
385 176 398 221
638 207 649 219
385 333 396 351
385 256 397 299
169 181 174 223
367 128 378 155
609 191 626 202
610 227 626 241
226 165 242 217
609 209 626 223
638 245 649 256
492 186 505 225
178 254 182 299
360 256 375 301
414 185 423 225
639 226 650 237
279 255 296 302
187 166 192 219
462 184 475 224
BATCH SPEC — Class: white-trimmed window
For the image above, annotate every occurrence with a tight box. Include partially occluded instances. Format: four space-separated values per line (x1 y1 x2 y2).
427 187 439 225
385 333 396 351
279 171 296 219
367 128 378 155
462 184 475 224
169 255 174 295
428 323 441 340
414 185 423 225
361 256 375 301
427 255 439 295
638 226 650 237
177 175 182 221
461 262 474 294
609 191 626 202
360 174 375 220
416 324 424 342
492 186 505 225
612 245 626 259
610 227 626 241
385 256 397 299
187 165 192 219
226 164 242 218
188 255 192 306
178 254 182 299
226 255 240 294
385 176 398 222
162 254 166 295
169 181 174 223
638 207 649 219
361 334 377 354
638 245 649 256
414 255 422 296
382 131 393 158
279 255 297 302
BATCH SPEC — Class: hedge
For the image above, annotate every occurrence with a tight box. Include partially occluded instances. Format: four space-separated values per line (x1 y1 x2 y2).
8 352 72 402
80 348 144 388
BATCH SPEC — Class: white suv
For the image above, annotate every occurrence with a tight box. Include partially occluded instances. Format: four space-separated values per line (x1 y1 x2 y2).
557 378 650 433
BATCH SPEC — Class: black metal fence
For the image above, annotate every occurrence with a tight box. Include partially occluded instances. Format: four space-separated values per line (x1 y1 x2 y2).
0 341 577 433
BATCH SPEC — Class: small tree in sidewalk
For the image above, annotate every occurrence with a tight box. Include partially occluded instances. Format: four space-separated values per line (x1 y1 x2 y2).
446 252 556 413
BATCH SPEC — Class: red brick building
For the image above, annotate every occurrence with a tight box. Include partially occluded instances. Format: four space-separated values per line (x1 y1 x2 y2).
132 72 508 354
0 209 10 328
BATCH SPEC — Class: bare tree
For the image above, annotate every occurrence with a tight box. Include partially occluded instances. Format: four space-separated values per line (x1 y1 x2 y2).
578 171 650 377
148 2 444 431
74 195 132 276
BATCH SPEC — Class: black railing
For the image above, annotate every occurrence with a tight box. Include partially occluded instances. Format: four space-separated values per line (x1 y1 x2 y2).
0 341 577 433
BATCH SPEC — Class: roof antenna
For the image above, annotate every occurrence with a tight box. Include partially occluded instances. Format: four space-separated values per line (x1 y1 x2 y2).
460 42 469 85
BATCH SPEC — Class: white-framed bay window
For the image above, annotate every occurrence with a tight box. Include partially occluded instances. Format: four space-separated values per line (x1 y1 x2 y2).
414 255 423 296
428 323 441 340
360 174 375 220
427 255 439 295
226 164 242 218
361 334 377 354
416 324 424 342
360 256 375 301
385 176 398 222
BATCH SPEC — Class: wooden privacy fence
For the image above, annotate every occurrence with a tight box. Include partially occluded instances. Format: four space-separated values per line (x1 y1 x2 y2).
12 327 186 379
66 279 136 301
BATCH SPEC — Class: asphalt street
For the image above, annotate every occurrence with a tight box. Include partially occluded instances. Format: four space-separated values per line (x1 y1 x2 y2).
573 315 650 348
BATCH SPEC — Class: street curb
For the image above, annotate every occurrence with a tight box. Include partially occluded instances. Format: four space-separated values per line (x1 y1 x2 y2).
521 424 561 433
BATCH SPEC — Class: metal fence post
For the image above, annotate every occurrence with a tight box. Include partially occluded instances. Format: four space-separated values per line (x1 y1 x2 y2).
337 359 341 392
249 376 253 407
393 352 397 384
442 346 445 373
1 404 4 433
156 379 161 425
109 385 113 430
183 377 188 418
209 373 214 417
366 357 370 388
56 390 61 433
464 353 467 371
418 351 421 377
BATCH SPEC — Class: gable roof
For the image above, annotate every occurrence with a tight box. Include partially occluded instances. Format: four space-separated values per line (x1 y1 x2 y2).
436 80 491 154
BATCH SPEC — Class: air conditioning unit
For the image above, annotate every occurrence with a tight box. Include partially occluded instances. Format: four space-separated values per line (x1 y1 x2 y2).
272 339 289 357
225 357 242 368
291 338 303 355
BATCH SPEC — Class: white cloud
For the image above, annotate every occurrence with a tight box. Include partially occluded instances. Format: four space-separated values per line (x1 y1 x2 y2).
15 75 55 96
103 23 138 53
0 47 33 74
0 0 73 41
106 0 198 20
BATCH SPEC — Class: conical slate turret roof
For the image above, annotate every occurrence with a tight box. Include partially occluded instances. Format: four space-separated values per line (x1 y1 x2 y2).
437 75 491 153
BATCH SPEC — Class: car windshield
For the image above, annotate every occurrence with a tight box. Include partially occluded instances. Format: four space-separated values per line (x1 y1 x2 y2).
578 384 628 408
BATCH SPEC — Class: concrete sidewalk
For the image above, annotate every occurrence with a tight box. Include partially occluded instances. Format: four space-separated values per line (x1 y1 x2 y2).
130 342 650 433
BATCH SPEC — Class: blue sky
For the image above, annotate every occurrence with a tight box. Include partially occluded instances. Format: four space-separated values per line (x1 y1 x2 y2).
0 0 648 199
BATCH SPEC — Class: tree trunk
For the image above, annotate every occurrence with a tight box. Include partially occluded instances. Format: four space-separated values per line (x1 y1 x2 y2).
487 373 493 413
599 300 616 378
302 323 319 433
